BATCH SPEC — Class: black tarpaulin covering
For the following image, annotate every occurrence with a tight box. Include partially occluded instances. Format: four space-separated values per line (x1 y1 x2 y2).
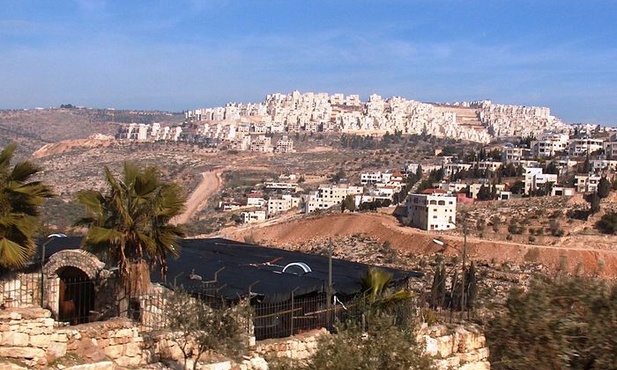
36 237 422 304
156 238 422 304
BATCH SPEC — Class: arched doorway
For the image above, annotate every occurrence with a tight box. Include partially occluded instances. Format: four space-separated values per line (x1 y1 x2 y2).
57 266 95 325
43 249 106 324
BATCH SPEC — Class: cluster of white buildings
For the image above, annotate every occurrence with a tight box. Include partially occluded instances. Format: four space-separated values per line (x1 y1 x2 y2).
115 122 182 142
528 132 614 158
182 92 570 144
225 189 302 224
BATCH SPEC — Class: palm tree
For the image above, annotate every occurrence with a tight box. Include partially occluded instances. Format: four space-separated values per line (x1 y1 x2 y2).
359 267 415 326
0 143 54 269
74 162 186 304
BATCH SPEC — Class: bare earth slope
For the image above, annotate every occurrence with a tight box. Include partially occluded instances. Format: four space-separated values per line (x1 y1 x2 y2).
173 170 221 225
220 212 617 277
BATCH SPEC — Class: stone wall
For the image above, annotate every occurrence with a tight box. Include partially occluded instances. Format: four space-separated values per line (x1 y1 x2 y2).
419 324 490 370
253 328 327 361
0 306 490 370
0 307 147 369
253 325 490 370
0 308 68 368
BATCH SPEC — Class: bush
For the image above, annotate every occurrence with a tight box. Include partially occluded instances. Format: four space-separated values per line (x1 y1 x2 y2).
596 212 617 234
272 314 435 370
487 274 617 370
164 289 250 370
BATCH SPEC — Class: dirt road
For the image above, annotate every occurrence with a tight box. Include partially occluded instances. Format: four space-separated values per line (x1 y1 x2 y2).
174 171 221 225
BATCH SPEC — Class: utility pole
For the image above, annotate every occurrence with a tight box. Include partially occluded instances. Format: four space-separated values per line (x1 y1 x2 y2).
326 239 333 328
461 215 468 319
40 233 66 307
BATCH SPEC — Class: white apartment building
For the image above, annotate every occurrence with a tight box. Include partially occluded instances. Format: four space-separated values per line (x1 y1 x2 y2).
246 193 267 208
359 171 403 185
434 182 468 194
352 194 392 208
240 210 266 224
604 142 617 158
443 163 472 178
406 190 457 231
502 146 525 163
305 184 363 213
568 138 604 157
574 174 602 193
523 168 558 195
230 135 251 151
274 136 295 153
360 172 384 184
250 135 274 153
477 161 502 173
264 182 298 192
591 159 617 172
530 133 569 157
468 183 506 199
267 194 301 216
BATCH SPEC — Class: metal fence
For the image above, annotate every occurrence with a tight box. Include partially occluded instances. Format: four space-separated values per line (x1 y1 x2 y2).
1 271 416 341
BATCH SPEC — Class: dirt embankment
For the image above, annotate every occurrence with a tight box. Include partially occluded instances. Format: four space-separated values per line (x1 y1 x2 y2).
221 212 617 278
31 137 115 159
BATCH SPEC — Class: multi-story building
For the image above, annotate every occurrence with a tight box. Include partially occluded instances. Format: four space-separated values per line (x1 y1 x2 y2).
246 193 267 208
502 146 525 163
523 168 558 195
442 163 472 178
406 189 457 231
263 182 298 192
240 210 266 224
604 141 617 158
274 136 295 153
477 161 502 173
468 183 506 199
434 181 469 194
574 174 602 193
267 195 301 216
530 133 569 157
591 159 617 172
305 184 363 213
250 135 273 153
568 138 604 157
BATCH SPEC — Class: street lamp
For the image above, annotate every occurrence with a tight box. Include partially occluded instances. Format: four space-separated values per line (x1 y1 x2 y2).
432 219 468 319
40 233 67 307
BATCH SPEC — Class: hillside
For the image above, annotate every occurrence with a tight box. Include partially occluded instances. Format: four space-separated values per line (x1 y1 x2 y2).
218 211 617 278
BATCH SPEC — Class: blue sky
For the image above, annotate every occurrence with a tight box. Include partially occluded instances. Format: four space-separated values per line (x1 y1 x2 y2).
1 1 615 125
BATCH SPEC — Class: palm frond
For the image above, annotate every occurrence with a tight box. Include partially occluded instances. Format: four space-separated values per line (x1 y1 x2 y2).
9 161 42 182
0 143 17 172
0 237 34 269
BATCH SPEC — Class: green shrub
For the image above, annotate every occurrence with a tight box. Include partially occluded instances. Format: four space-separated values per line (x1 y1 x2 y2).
596 212 617 234
487 274 617 370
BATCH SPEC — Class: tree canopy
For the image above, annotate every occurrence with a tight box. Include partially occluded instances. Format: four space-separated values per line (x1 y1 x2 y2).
0 143 54 269
487 274 617 370
74 162 186 296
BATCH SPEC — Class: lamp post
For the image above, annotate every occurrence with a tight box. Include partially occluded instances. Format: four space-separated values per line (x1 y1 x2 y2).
432 217 468 319
40 233 67 307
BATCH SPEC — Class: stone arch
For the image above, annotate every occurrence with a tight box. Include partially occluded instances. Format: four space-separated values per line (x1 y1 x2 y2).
43 250 106 322
44 249 105 280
